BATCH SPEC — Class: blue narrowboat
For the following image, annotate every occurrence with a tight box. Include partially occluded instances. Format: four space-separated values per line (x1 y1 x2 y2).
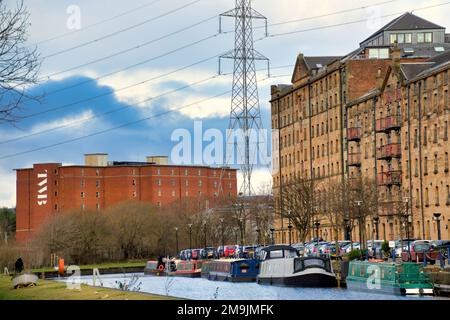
201 259 260 282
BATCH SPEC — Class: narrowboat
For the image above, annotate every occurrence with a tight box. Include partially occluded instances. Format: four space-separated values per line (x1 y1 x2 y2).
167 260 204 278
201 259 260 282
257 245 336 287
346 261 433 295
144 260 167 276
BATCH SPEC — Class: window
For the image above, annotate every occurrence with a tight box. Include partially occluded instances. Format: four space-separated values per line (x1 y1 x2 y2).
132 179 136 186
434 154 438 174
198 169 202 176
198 180 203 187
435 186 440 206
80 180 85 188
446 152 449 172
425 32 433 43
96 180 100 188
172 190 176 197
368 48 389 59
158 190 162 197
81 192 85 198
425 188 429 207
157 168 161 175
95 169 99 176
424 157 428 175
157 179 161 186
96 203 100 210
185 169 188 176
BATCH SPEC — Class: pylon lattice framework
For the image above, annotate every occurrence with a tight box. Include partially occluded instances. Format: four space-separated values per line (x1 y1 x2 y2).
219 0 269 197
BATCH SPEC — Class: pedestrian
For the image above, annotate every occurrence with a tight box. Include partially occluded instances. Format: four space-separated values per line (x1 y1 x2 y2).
15 257 24 274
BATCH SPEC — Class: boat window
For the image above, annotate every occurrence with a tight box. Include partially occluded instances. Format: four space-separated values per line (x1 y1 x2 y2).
303 258 325 268
269 250 284 258
360 266 365 276
284 250 298 258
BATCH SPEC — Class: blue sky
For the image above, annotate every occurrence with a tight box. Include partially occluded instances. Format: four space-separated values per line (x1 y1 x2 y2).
0 0 449 207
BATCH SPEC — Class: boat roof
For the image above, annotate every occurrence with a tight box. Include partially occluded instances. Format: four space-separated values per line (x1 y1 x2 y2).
260 244 297 252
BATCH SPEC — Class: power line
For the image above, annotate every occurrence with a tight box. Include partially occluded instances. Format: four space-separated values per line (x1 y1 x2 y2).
41 0 202 60
0 75 279 160
258 1 450 39
32 0 164 47
22 35 221 119
260 0 400 30
0 74 223 145
42 15 217 79
0 64 292 145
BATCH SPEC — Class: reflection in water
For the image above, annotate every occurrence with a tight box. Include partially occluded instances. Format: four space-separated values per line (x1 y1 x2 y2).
59 273 447 300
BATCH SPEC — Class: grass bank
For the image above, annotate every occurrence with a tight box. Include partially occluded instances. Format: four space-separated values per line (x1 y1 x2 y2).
0 275 174 300
31 260 147 273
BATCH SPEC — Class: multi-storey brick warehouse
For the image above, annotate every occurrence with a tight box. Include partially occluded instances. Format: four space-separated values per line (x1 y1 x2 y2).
15 154 237 243
271 13 450 243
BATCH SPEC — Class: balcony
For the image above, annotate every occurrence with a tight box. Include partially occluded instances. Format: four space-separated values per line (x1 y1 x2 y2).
347 153 361 166
377 143 402 160
347 127 362 141
378 200 402 216
377 170 402 186
375 115 401 132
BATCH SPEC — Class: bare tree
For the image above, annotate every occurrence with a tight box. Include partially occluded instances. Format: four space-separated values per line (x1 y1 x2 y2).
0 0 40 124
282 176 318 243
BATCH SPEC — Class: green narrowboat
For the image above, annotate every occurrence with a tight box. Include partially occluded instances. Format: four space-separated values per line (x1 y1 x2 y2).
346 261 433 295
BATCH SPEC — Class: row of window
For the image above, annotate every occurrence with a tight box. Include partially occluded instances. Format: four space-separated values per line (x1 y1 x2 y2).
414 185 450 207
406 153 450 177
389 32 433 44
276 161 343 185
412 121 449 148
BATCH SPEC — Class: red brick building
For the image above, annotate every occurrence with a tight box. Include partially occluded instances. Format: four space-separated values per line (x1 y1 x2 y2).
15 154 237 243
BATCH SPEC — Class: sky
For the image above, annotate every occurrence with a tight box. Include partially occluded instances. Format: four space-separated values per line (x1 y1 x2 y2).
0 0 449 207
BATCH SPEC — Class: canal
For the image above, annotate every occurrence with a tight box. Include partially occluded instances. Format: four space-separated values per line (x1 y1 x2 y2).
59 273 450 300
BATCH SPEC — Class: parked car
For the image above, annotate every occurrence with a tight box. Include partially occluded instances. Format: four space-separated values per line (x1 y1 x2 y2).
224 245 236 258
343 242 360 253
291 243 305 256
201 247 217 259
401 240 440 263
394 238 416 257
242 245 257 258
217 246 225 258
191 249 202 260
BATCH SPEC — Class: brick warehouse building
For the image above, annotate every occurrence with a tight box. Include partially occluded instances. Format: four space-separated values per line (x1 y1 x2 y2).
15 154 237 243
270 13 450 243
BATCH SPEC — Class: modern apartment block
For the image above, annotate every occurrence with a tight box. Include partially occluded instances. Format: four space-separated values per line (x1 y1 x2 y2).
270 13 450 243
15 154 237 243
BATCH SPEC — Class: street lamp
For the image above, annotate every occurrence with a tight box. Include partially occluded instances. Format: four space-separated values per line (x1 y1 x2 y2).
270 228 275 244
220 218 225 251
373 216 380 240
203 220 207 248
434 213 442 240
288 223 292 245
344 217 351 242
174 227 179 256
188 223 192 251
355 200 363 248
314 220 321 254
403 197 412 260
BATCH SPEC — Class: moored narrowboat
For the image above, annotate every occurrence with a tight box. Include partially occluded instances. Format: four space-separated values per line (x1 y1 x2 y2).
346 261 433 295
144 260 167 276
201 259 260 282
167 260 204 278
257 245 336 287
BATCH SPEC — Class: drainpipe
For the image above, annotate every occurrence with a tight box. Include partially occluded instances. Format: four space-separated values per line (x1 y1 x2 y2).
277 99 284 244
406 84 414 234
417 81 425 239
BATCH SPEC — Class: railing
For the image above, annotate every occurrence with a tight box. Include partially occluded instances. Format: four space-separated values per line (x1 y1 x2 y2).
375 115 401 132
377 143 402 159
377 170 402 186
347 127 362 141
347 153 361 166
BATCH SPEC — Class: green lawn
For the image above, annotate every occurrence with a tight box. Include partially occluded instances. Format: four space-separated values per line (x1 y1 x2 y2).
0 275 174 300
31 260 147 273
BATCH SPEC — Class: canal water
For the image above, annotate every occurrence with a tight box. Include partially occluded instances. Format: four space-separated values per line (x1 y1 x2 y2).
59 273 449 300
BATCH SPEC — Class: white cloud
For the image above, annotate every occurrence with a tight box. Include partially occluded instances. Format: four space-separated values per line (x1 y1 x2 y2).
0 167 16 208
237 167 273 195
